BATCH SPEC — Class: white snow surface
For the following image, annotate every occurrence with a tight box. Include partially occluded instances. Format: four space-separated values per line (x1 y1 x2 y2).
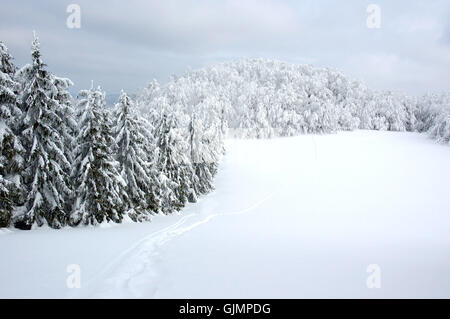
1 130 449 298
0 120 7 139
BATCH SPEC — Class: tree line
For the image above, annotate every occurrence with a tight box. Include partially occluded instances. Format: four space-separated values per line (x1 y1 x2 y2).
137 59 449 142
0 35 224 229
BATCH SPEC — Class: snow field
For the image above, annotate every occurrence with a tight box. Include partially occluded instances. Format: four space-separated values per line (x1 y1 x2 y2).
0 131 449 298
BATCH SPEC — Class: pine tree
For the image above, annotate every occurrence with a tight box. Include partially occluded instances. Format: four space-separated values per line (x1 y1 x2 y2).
188 113 201 201
52 76 76 159
155 110 194 213
13 34 71 228
0 41 23 227
189 111 220 197
71 86 128 226
114 90 156 221
52 76 77 213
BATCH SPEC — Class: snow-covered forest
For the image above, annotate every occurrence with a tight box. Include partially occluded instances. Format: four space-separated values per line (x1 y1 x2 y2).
0 35 223 229
0 36 449 230
137 59 450 141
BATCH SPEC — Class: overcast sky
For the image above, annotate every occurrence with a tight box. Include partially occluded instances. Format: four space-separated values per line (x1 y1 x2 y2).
1 0 449 95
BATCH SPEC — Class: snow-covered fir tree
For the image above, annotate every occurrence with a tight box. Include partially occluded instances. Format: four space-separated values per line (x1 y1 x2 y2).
114 90 157 221
71 85 128 225
0 41 23 227
188 103 222 196
154 108 195 213
50 76 77 214
14 34 71 228
51 76 77 160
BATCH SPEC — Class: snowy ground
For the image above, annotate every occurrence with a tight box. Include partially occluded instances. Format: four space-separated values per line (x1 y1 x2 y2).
1 130 450 298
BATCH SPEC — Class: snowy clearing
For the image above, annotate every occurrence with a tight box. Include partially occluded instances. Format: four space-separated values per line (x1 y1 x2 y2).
1 130 449 298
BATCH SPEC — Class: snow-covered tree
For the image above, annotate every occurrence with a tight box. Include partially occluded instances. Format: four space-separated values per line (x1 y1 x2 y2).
137 59 447 140
188 102 222 196
0 41 23 227
421 93 450 144
52 76 77 159
429 109 450 144
71 86 128 225
114 90 157 221
137 79 161 118
154 109 195 213
14 34 71 228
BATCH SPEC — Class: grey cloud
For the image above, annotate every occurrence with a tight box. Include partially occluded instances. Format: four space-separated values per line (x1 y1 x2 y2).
0 0 449 95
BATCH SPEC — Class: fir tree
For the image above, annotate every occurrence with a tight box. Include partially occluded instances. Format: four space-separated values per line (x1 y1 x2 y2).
0 41 23 227
14 34 71 228
51 76 76 160
155 110 194 213
188 111 219 197
71 86 128 225
52 76 77 214
114 90 156 221
188 113 201 201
